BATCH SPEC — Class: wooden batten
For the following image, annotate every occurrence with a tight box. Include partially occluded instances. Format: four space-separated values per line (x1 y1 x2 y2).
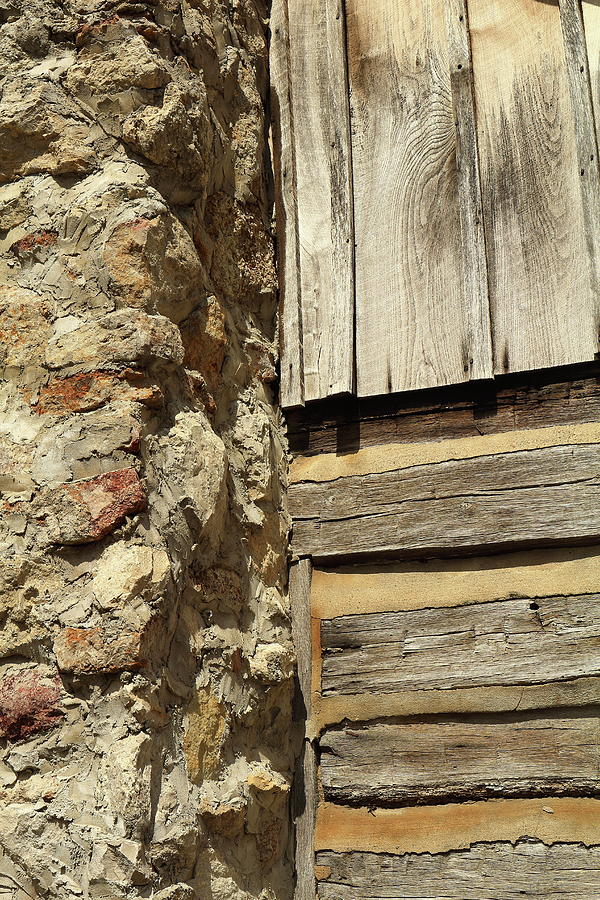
445 0 493 382
270 0 304 409
287 0 354 402
289 559 317 900
559 0 600 324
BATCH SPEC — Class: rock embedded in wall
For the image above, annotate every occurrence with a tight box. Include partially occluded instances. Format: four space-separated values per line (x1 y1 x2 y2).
0 1 292 898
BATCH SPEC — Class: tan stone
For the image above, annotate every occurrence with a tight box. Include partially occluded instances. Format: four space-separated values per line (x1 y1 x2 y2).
54 626 146 674
103 213 204 324
183 685 228 784
199 797 246 838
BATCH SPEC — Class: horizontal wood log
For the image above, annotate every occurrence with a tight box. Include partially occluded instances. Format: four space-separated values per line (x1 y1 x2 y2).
316 842 600 899
290 443 600 559
320 714 600 806
321 593 600 696
286 367 600 456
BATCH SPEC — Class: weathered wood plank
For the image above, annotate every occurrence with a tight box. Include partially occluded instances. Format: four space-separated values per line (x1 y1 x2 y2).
270 0 303 409
320 714 600 806
287 0 354 402
445 0 493 382
291 443 600 559
285 366 600 456
289 559 316 900
583 0 600 147
469 0 597 374
321 592 600 696
316 842 600 899
559 0 600 325
347 0 491 396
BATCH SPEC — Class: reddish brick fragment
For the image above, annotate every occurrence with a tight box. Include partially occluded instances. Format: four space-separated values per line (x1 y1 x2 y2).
47 468 147 544
0 671 64 742
10 230 57 255
34 369 163 415
54 627 145 674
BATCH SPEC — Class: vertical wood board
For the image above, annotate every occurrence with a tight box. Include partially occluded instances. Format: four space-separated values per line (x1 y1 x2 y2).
270 0 304 408
469 0 597 374
559 0 600 324
287 0 354 402
348 0 491 396
445 0 494 381
289 559 316 900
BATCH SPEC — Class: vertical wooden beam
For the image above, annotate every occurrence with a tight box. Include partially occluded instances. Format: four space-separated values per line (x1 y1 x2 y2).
560 0 600 330
445 0 493 382
289 558 316 900
270 0 304 409
288 0 355 402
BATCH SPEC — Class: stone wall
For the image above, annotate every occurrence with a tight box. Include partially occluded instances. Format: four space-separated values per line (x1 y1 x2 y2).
0 1 294 897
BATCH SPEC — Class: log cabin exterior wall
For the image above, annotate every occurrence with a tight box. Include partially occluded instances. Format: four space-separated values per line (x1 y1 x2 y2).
274 0 600 897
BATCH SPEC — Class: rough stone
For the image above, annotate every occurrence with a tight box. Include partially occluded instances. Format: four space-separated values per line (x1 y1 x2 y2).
0 669 64 741
0 1 293 896
53 626 146 674
42 468 147 544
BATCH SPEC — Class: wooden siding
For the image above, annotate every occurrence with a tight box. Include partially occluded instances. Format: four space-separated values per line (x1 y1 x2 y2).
320 714 600 805
316 842 600 899
274 0 600 406
347 0 491 395
320 593 600 697
290 439 600 560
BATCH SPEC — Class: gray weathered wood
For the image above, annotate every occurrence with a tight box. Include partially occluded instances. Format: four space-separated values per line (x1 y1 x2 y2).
559 0 600 325
470 0 597 375
445 0 493 382
290 558 313 721
583 0 600 150
320 714 600 805
291 443 600 559
289 559 316 900
287 0 354 402
270 0 304 408
347 0 488 396
316 842 600 899
321 592 600 696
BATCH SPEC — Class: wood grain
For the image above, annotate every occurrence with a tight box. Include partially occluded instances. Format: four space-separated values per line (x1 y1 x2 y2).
287 0 354 402
469 0 597 375
559 0 600 324
321 592 600 696
289 559 316 900
347 0 490 396
316 842 600 899
446 0 493 382
583 0 600 151
320 713 600 806
290 443 600 559
270 0 303 408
